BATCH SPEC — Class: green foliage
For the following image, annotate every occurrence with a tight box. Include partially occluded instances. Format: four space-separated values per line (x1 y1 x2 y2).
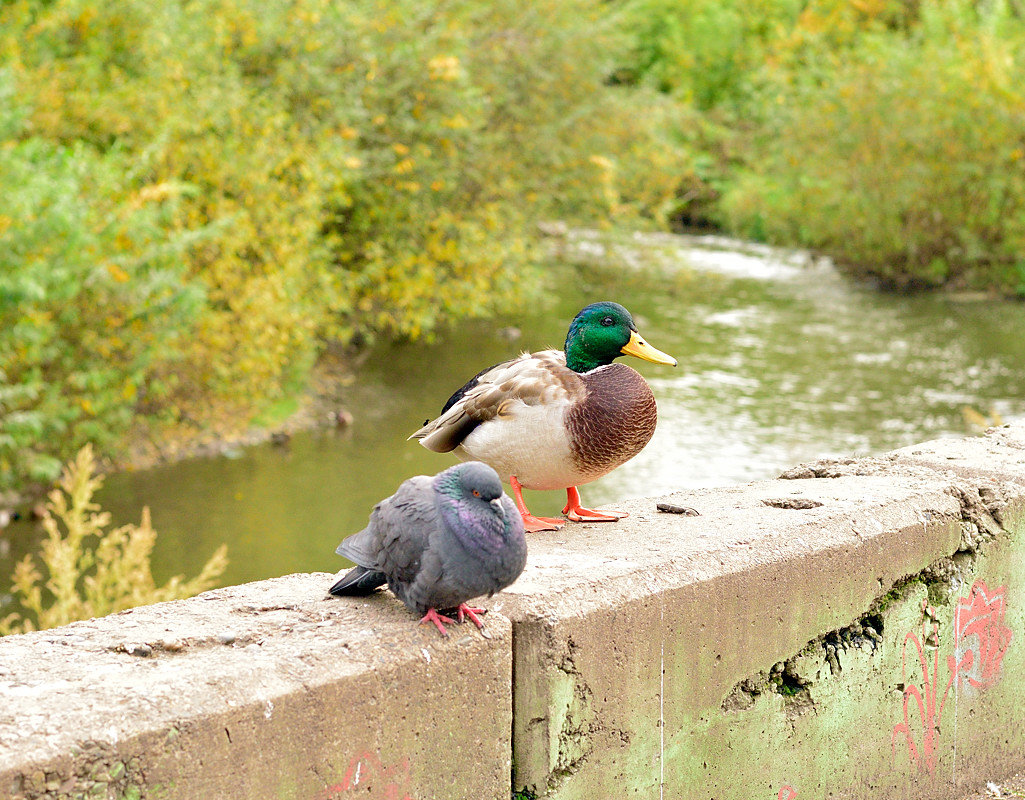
0 445 228 635
616 0 806 108
0 0 688 490
616 0 1025 294
0 122 205 490
720 0 1025 292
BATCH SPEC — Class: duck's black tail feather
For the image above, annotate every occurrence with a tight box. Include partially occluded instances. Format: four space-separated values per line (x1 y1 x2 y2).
329 565 388 596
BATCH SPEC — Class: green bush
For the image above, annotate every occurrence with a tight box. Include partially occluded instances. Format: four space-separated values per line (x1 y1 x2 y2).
721 2 1025 292
614 0 1025 295
616 0 805 108
0 113 204 489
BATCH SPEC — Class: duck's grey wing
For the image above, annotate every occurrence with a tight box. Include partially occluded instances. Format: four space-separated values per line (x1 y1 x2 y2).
331 515 389 596
330 476 437 602
335 523 381 567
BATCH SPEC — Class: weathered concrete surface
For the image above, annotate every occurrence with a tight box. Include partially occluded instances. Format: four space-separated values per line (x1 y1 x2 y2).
501 426 1025 800
892 423 1025 485
0 574 513 800
3 425 1025 800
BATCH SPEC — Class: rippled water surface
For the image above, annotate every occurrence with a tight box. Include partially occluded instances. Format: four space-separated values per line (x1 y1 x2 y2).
5 233 1025 587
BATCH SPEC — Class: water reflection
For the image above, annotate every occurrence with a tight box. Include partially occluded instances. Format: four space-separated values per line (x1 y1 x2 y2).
4 233 1024 587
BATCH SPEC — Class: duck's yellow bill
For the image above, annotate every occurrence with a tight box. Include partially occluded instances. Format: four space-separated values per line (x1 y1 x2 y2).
621 330 677 366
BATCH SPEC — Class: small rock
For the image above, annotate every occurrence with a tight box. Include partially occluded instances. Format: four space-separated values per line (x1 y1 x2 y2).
656 502 699 516
329 408 355 427
120 642 152 658
216 632 236 645
537 220 569 237
779 466 815 480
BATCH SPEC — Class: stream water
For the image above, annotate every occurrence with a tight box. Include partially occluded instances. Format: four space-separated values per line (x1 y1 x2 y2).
4 232 1025 590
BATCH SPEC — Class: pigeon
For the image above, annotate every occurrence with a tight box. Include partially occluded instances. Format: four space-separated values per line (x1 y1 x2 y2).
328 462 527 637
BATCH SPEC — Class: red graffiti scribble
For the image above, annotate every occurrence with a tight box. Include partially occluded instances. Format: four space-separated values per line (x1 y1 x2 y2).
778 785 797 800
953 580 1012 690
892 581 1012 775
317 751 414 800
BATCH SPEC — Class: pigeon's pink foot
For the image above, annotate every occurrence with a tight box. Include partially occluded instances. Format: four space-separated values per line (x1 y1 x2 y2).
563 486 628 522
510 476 565 532
456 603 488 630
419 608 457 637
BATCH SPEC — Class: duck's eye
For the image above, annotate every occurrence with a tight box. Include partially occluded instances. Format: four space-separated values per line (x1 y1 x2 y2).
601 316 615 327
472 489 481 497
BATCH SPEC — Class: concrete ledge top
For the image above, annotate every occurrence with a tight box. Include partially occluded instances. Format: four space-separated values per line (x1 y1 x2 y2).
497 426 1025 623
891 424 1025 483
498 467 964 620
0 573 511 770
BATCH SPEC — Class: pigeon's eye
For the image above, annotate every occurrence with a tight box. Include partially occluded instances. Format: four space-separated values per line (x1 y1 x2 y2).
601 316 615 327
472 489 481 497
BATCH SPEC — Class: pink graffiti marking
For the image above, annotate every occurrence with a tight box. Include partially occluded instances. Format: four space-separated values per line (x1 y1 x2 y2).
317 751 414 800
892 581 1012 775
778 785 797 800
891 601 959 774
953 580 1012 690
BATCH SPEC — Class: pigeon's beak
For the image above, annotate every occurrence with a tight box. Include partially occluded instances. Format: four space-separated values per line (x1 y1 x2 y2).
490 498 506 519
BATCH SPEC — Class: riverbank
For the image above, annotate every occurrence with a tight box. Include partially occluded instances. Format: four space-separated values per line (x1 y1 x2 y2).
0 0 688 499
115 350 360 474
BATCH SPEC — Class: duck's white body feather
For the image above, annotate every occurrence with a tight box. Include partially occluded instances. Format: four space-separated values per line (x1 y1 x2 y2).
456 397 579 489
412 349 652 492
413 350 594 489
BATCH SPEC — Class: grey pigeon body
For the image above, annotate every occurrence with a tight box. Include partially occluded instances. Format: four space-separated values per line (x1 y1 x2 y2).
329 462 527 633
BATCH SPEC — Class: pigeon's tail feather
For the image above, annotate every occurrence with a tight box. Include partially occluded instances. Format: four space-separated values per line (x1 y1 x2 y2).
329 565 388 596
336 527 380 566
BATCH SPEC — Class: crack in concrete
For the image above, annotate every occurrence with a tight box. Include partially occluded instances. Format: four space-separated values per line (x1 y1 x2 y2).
722 476 1016 727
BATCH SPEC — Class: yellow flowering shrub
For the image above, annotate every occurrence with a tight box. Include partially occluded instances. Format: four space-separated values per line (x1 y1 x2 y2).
0 0 690 488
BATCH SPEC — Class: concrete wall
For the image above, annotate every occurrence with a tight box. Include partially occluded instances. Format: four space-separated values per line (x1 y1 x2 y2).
3 425 1025 800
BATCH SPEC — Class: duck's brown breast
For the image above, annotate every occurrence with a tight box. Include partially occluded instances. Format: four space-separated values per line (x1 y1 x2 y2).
567 363 657 479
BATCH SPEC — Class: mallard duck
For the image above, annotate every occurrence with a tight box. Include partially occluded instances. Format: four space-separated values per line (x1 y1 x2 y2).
410 301 677 532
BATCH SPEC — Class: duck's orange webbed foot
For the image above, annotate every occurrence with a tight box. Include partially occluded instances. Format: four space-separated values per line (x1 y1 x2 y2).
510 476 565 532
563 486 628 522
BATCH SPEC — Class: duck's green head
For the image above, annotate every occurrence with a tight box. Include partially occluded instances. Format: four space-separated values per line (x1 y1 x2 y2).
563 301 677 373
